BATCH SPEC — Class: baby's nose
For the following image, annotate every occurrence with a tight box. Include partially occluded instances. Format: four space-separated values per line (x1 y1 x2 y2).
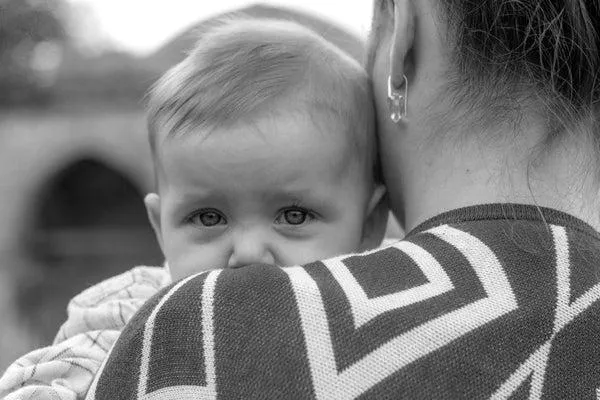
227 234 275 269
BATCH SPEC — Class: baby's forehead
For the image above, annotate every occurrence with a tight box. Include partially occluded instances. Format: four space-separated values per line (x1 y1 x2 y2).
157 110 367 191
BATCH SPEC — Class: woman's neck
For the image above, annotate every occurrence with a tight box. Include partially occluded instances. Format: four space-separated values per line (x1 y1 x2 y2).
397 126 600 232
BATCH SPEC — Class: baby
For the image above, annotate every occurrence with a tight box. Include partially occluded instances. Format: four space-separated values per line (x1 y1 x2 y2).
144 17 388 280
0 17 388 400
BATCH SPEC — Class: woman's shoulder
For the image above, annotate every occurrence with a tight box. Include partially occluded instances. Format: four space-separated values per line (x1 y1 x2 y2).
89 221 600 399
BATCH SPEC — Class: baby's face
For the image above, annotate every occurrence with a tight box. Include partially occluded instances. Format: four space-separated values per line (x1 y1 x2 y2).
147 113 384 281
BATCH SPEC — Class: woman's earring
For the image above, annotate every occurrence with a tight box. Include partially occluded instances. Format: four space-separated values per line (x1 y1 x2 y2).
387 75 408 123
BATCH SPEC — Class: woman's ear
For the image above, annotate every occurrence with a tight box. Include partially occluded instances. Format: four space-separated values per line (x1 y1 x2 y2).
144 193 164 252
360 184 389 251
389 0 416 86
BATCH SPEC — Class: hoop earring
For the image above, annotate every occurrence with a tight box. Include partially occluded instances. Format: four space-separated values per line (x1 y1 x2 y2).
387 75 408 123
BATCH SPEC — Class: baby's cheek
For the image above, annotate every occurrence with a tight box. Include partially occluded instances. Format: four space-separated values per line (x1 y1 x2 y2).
166 245 228 281
277 236 358 267
317 225 364 258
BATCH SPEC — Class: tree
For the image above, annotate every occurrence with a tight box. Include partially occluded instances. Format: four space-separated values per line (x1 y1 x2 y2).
0 0 66 106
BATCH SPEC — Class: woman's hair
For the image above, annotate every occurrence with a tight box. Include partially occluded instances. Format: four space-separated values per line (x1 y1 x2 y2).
439 0 600 137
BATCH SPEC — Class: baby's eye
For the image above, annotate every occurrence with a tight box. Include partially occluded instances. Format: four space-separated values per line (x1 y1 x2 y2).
275 207 315 226
189 210 227 227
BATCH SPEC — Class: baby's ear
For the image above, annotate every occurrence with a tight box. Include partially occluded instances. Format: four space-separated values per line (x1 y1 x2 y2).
144 193 164 252
360 184 389 251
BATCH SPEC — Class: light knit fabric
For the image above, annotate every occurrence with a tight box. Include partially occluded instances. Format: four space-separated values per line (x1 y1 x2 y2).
0 266 170 400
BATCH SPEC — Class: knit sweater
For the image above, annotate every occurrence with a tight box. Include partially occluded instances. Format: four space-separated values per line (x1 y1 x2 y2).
0 266 171 400
85 204 600 399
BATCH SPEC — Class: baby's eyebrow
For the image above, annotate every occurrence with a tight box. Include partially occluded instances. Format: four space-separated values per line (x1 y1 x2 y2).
266 191 335 213
172 191 226 208
265 190 312 203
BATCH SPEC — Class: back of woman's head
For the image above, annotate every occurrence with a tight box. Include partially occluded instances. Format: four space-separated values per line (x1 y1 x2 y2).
439 0 600 134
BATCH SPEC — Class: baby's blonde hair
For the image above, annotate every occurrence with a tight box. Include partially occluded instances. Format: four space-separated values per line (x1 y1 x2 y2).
146 18 376 182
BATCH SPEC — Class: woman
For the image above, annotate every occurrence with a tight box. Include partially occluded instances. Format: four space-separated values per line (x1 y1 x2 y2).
369 0 600 235
6 1 600 399
85 1 599 398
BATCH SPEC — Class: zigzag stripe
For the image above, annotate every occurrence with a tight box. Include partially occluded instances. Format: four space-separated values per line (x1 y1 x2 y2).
323 240 454 328
137 270 221 400
491 225 600 399
286 225 518 399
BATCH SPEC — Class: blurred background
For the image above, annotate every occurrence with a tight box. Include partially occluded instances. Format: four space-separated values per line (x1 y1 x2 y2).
0 0 401 370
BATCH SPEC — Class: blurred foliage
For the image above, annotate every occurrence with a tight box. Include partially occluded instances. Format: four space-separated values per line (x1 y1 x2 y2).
52 48 158 107
0 0 66 106
0 2 364 109
0 0 158 109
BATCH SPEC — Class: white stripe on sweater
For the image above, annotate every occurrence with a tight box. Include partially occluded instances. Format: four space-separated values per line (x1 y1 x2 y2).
286 225 518 400
138 270 221 400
